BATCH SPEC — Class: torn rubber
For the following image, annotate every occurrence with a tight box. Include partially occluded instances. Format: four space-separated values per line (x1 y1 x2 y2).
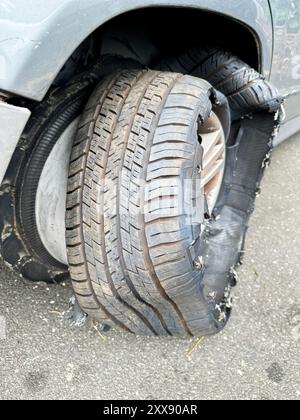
157 46 284 325
66 70 230 337
199 111 282 322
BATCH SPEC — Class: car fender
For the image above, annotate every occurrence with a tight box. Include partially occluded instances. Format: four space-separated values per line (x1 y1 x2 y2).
0 0 273 101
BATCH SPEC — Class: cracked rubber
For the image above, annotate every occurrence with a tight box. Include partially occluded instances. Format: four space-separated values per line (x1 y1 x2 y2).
66 69 227 336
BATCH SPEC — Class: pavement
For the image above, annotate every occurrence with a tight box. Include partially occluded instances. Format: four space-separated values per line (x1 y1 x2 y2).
0 134 299 401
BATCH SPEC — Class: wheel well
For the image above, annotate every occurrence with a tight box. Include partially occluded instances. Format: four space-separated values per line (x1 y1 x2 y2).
54 7 260 86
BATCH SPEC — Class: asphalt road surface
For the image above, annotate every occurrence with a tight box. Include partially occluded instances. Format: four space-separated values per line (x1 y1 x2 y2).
0 134 299 401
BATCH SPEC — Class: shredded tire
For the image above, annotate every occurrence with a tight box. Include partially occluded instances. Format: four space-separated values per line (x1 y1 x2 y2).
156 47 284 325
67 48 283 336
66 69 228 336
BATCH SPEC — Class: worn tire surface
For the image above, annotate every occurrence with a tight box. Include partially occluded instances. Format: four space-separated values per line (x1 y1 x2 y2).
66 69 228 336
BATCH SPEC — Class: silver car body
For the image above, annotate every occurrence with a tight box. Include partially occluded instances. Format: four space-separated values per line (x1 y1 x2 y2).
0 0 299 184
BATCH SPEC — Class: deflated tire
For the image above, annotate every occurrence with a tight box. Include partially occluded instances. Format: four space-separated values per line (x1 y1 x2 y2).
66 69 233 336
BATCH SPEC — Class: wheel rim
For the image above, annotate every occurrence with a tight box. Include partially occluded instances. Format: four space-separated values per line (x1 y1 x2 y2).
199 112 226 214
